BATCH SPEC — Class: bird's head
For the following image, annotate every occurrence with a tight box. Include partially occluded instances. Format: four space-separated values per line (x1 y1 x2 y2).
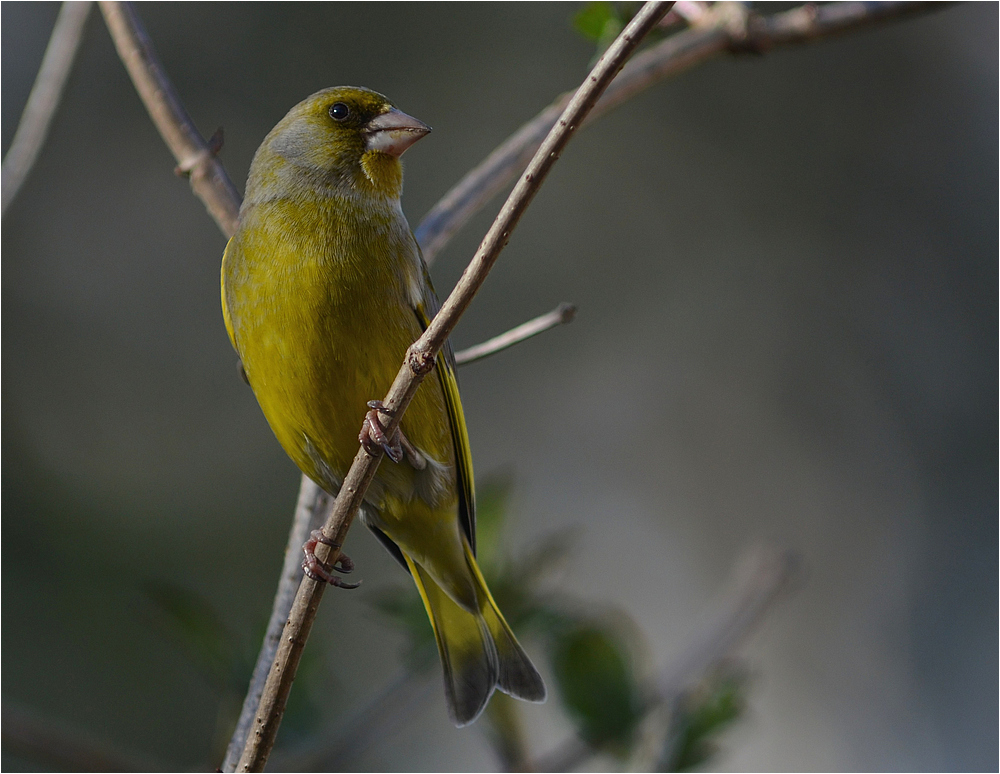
245 86 431 203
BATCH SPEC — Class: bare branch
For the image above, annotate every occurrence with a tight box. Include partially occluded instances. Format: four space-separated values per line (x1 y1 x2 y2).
533 547 801 773
414 1 940 266
235 5 675 770
99 1 241 237
2 2 92 216
220 480 332 772
454 303 577 366
742 0 951 48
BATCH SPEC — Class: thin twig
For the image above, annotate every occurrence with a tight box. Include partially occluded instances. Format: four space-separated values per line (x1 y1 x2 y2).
220 480 332 771
99 1 241 236
2 2 92 216
236 4 674 770
414 1 939 266
454 303 577 366
533 547 801 773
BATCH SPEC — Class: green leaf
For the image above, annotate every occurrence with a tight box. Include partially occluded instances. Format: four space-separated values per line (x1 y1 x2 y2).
549 621 642 749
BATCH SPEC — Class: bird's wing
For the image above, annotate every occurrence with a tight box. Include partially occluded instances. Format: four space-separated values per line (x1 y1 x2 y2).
414 261 477 555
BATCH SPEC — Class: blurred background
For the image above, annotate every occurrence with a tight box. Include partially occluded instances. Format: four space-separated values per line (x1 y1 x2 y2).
2 2 996 771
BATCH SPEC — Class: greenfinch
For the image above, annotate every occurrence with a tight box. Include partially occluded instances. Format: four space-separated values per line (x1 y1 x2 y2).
221 86 545 725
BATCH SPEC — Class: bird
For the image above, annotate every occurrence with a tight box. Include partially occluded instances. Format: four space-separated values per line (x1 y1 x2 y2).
220 86 545 726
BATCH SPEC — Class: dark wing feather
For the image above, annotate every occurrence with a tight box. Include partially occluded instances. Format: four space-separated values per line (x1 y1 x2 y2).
413 261 477 554
365 520 410 573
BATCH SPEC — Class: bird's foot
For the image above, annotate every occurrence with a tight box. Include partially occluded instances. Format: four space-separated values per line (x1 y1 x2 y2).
359 400 427 468
360 400 428 468
302 529 360 589
360 400 402 462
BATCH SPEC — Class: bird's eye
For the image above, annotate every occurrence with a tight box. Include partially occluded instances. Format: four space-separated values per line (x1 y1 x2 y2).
329 102 350 122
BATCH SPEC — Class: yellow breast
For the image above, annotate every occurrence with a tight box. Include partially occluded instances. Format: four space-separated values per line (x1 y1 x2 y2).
221 194 453 504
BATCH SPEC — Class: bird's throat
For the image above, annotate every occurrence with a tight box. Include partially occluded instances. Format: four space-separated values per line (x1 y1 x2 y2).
361 151 404 199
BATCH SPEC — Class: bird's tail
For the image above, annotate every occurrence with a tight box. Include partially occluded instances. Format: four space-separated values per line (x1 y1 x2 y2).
405 545 546 726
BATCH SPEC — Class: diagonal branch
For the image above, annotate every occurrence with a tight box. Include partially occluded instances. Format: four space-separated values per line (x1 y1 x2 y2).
99 1 241 236
2 1 92 216
235 4 674 770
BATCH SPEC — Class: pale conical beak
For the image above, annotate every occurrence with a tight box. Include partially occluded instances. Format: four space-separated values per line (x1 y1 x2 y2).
363 108 431 157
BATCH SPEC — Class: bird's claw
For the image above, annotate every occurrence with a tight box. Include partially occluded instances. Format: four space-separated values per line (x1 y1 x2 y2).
302 529 361 589
360 401 404 463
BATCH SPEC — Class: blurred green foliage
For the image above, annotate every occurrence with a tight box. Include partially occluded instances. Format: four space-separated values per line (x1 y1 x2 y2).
573 1 666 61
660 667 748 772
549 622 643 750
574 2 628 54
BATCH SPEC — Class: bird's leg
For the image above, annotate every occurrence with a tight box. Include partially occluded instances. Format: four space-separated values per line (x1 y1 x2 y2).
302 529 360 589
397 431 427 470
